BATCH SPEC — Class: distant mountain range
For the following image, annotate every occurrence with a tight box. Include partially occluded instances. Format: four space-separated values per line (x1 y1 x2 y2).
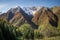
0 6 60 29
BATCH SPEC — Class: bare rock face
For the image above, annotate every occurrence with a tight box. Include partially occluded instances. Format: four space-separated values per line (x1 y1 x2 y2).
32 7 59 28
0 7 28 27
0 6 38 29
0 6 60 29
52 6 60 29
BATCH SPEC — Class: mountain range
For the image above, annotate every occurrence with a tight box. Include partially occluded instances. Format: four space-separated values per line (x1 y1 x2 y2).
0 6 60 29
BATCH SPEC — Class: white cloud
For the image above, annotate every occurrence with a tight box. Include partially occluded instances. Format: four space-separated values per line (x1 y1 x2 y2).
0 4 8 9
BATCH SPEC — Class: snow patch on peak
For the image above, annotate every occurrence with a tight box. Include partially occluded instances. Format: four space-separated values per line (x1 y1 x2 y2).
22 7 38 15
7 6 22 13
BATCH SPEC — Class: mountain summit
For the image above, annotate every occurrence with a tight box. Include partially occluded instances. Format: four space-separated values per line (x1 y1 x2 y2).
0 6 60 29
0 6 38 29
32 7 59 28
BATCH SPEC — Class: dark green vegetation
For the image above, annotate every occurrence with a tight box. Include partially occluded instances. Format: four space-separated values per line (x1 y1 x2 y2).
0 19 17 40
0 6 60 40
0 19 34 40
0 19 60 40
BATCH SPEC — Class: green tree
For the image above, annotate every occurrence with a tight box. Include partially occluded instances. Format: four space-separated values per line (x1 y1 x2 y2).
16 24 34 40
0 19 17 40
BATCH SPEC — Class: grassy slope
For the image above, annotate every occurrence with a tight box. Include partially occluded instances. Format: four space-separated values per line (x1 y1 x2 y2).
35 36 60 40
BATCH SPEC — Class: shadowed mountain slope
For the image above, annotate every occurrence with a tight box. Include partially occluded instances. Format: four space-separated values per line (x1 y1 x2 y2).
0 6 60 29
0 6 38 29
32 7 59 28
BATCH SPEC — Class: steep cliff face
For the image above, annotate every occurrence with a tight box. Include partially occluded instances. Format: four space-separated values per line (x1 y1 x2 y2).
0 6 60 29
9 12 27 27
0 7 28 27
0 6 38 28
32 7 59 28
52 6 60 29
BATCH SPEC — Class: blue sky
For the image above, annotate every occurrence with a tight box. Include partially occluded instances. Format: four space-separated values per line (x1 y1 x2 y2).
0 0 60 13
